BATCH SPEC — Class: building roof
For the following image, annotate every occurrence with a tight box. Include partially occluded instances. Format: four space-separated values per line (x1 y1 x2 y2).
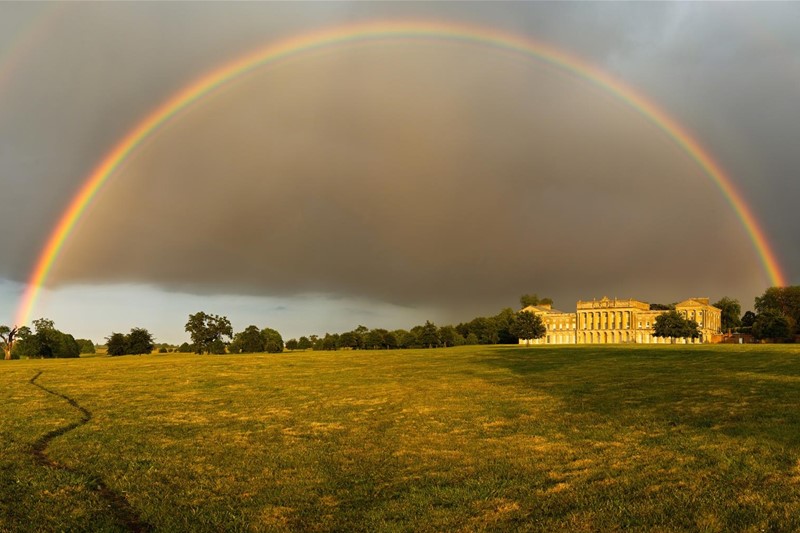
675 298 716 308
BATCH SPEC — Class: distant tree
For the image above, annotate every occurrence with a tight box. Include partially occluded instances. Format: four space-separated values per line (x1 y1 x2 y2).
755 286 800 335
15 319 80 359
465 332 479 345
394 329 415 349
338 331 359 350
493 308 519 344
285 338 299 351
75 338 96 354
418 320 440 348
713 297 742 332
106 332 127 356
652 310 700 342
309 335 320 350
185 312 232 354
322 333 339 351
464 316 498 344
353 325 368 349
438 325 457 348
209 338 227 354
383 330 398 349
229 325 264 354
11 326 33 358
261 328 284 353
752 310 792 341
510 311 546 345
158 347 168 354
297 336 312 350
520 294 553 308
365 329 386 350
741 311 757 328
0 325 19 360
649 303 676 311
177 342 192 353
126 328 155 355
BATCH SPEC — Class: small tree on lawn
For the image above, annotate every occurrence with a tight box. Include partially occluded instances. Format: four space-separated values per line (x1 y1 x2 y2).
106 332 127 356
0 325 18 360
185 312 233 354
652 310 700 343
510 311 546 345
126 328 155 355
261 327 284 353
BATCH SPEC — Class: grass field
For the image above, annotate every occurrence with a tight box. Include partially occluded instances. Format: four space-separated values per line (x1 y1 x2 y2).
2 344 800 532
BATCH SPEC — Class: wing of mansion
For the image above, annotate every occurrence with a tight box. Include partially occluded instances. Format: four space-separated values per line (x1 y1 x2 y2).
519 297 722 345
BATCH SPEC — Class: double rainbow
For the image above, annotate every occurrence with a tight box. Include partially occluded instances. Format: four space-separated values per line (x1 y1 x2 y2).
14 20 786 326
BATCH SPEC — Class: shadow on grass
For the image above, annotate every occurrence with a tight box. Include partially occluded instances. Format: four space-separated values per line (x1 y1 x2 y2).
474 345 800 448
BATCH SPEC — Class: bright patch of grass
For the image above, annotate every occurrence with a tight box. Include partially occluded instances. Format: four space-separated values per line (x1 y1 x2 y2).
2 344 800 531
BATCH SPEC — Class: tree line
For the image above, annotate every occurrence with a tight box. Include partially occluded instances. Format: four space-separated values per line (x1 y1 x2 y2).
1 288 798 359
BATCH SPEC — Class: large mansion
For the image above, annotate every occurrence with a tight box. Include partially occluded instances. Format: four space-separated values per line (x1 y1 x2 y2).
519 297 722 345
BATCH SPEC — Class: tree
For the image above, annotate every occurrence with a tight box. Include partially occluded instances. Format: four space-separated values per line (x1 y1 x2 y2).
353 325 368 349
418 320 439 348
365 329 386 350
438 325 460 348
383 331 398 349
649 303 675 311
285 339 298 351
76 338 96 354
106 332 127 356
520 294 553 308
261 327 284 353
177 342 193 353
0 325 19 360
741 311 757 328
229 325 264 354
510 311 546 345
298 336 312 350
209 339 227 354
493 308 520 344
752 310 791 341
126 328 155 355
393 329 416 349
185 312 232 354
463 316 498 344
14 319 80 359
713 297 742 333
338 331 359 350
322 333 339 351
755 286 800 335
652 310 700 342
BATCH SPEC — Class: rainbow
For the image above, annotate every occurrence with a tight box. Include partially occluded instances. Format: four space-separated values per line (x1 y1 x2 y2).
14 19 786 326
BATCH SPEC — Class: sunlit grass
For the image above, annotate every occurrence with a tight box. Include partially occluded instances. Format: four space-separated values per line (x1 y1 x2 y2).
2 344 800 531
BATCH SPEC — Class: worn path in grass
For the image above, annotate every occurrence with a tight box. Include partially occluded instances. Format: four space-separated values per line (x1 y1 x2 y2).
27 371 153 532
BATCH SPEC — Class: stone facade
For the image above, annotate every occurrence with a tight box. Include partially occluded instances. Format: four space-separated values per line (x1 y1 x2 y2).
519 297 722 345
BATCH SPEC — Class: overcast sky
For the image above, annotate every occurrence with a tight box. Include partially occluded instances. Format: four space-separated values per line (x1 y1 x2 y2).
0 2 798 343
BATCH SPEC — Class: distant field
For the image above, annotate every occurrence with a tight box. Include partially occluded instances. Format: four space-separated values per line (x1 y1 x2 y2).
2 345 800 531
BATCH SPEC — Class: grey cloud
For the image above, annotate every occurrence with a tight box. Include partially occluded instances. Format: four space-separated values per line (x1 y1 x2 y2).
48 43 764 314
0 2 797 321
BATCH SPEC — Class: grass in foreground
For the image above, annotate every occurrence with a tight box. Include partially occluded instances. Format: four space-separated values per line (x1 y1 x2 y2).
2 344 800 531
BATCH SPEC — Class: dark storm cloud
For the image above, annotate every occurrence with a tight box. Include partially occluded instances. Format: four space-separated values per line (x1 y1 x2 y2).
49 44 761 315
1 2 798 319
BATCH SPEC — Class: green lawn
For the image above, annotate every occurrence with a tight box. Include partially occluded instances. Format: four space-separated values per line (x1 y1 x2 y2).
2 345 800 531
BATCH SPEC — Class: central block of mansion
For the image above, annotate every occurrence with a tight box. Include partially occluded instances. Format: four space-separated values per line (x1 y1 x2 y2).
519 297 722 345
